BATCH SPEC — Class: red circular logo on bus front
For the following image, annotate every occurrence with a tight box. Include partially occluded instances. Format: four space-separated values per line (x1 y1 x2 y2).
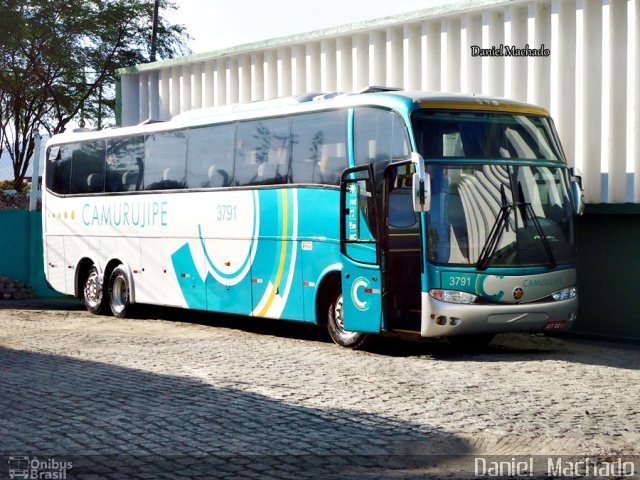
513 287 524 301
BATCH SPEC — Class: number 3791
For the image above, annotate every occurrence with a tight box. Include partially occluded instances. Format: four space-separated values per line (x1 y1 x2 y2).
216 205 237 221
448 275 471 287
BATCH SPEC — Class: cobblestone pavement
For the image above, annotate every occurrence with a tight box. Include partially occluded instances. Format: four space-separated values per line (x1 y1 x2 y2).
0 299 639 479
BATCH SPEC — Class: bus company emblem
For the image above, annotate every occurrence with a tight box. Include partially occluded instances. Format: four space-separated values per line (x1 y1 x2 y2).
513 287 524 301
351 277 370 312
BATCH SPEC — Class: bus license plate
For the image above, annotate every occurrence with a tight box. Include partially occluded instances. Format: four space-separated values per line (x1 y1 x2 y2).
544 320 568 331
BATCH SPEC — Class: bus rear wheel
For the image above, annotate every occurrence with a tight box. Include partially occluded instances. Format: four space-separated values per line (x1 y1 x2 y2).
327 288 370 349
83 265 105 315
108 265 133 318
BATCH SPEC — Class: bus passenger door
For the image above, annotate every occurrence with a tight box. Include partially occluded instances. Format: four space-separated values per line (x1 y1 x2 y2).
339 165 382 333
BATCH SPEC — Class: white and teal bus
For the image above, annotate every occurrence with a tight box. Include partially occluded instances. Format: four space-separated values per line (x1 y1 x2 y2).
43 89 584 348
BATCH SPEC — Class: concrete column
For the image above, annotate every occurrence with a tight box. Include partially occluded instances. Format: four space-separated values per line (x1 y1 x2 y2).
581 0 602 203
423 21 441 91
337 37 353 92
264 50 278 99
386 27 403 88
533 1 551 110
403 24 421 91
193 62 203 109
278 47 292 97
251 52 264 101
445 18 461 92
487 10 504 97
181 65 192 113
139 73 149 122
204 61 215 108
227 57 239 104
464 14 482 94
608 0 627 203
507 5 528 102
321 39 337 91
121 74 140 126
159 68 170 119
214 59 227 106
369 30 386 86
353 34 369 91
149 71 159 119
306 43 321 92
170 66 180 117
239 55 251 104
556 0 576 166
291 46 306 95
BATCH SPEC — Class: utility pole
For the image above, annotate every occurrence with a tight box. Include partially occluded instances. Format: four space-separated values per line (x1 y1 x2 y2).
150 0 160 62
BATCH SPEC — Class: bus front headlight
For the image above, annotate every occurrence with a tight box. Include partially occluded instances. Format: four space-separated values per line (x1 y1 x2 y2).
429 289 477 304
551 287 577 301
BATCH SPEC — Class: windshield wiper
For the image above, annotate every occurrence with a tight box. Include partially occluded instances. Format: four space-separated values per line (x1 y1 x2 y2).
477 184 512 271
517 181 557 269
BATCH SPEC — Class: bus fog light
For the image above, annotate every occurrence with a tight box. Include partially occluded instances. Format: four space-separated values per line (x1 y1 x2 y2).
435 316 447 325
429 289 477 304
551 287 576 301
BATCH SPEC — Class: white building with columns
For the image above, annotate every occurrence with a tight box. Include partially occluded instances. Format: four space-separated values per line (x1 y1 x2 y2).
117 0 640 205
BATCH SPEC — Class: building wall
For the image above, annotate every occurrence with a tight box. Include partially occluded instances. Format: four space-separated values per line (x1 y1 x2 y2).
118 0 640 205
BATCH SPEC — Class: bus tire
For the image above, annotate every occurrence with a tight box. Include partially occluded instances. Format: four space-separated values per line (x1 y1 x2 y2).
327 287 370 349
108 265 133 318
83 265 105 315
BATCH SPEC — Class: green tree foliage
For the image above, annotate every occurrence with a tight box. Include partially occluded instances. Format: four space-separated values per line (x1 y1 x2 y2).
0 0 189 189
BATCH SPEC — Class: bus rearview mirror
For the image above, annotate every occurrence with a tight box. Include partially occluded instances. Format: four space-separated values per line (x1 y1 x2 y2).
569 167 585 216
412 172 431 212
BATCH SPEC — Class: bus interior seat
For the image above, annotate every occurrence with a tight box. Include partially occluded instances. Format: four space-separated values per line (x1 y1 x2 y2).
87 173 104 192
207 165 229 187
255 161 277 184
122 171 138 190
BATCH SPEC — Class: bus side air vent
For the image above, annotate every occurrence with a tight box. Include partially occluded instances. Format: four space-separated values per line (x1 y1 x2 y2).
295 92 330 102
138 118 166 125
357 86 403 94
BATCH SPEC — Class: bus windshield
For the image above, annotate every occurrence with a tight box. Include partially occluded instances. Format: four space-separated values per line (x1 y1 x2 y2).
412 109 562 161
425 163 577 268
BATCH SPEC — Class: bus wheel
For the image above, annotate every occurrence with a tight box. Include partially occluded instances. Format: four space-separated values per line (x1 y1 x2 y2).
108 265 132 318
83 265 105 315
327 288 370 349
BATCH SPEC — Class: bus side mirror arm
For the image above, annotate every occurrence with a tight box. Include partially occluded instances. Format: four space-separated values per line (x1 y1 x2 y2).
411 152 430 212
569 167 585 216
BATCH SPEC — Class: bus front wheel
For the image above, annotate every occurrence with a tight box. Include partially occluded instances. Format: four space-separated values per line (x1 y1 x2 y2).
327 288 370 349
83 265 105 315
108 265 133 318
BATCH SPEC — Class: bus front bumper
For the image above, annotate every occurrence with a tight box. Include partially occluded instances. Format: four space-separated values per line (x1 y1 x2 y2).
420 293 578 338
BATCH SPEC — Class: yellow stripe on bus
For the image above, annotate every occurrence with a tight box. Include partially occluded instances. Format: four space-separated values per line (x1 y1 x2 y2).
257 189 288 317
418 100 549 117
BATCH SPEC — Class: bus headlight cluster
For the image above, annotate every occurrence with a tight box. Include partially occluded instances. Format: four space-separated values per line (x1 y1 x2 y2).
429 289 477 304
551 287 577 301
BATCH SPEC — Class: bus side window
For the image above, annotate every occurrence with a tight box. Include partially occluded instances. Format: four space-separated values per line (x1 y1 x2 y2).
69 141 106 194
235 118 290 186
186 124 235 188
144 131 187 190
106 137 145 192
46 146 71 194
290 110 348 185
354 108 411 189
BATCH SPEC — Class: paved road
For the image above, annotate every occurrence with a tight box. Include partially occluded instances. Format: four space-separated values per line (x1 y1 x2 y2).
0 299 639 478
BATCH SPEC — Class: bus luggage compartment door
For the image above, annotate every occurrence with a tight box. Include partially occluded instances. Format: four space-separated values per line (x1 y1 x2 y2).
340 165 382 333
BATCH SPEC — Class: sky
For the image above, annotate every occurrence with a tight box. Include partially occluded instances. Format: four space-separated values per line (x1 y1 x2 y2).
172 0 456 54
